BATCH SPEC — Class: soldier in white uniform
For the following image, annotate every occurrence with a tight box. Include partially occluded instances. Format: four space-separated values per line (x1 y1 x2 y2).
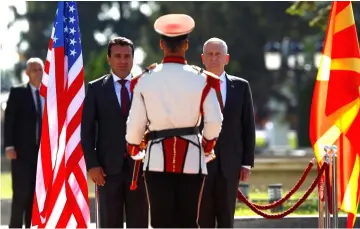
125 14 223 228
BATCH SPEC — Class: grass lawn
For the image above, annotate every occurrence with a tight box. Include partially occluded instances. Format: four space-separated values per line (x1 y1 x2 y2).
235 198 318 216
1 172 12 199
255 130 297 149
0 172 96 199
1 172 317 199
235 187 319 216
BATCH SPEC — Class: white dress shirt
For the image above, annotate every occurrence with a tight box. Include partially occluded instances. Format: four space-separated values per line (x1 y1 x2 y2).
112 72 132 106
219 71 251 170
219 71 227 105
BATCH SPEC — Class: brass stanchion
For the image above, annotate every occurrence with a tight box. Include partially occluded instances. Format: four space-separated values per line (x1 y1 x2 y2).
324 186 330 228
331 145 338 228
318 188 324 228
323 147 331 228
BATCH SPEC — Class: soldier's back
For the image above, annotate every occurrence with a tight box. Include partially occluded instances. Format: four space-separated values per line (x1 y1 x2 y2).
137 63 206 131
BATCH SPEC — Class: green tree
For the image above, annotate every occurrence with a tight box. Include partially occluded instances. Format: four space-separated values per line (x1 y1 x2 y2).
286 1 360 147
139 2 318 134
286 1 360 30
8 1 151 82
286 2 331 30
85 48 109 82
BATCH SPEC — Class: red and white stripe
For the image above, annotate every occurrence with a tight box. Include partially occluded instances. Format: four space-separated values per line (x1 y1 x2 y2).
32 27 90 229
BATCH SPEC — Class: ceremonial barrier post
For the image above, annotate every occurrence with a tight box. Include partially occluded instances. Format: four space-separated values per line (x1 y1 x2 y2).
268 184 283 212
317 149 329 229
324 185 330 228
331 145 338 228
233 144 339 227
317 145 338 229
324 147 330 228
318 194 324 228
237 155 328 219
239 183 250 200
236 151 340 227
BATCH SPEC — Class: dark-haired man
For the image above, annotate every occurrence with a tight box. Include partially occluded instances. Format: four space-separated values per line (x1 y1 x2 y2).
81 37 148 228
126 14 223 228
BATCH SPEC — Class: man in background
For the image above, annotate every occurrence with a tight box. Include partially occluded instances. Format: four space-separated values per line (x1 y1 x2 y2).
199 37 256 228
81 37 148 228
4 57 44 228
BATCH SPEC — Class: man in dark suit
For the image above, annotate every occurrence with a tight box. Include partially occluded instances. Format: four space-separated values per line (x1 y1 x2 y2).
4 57 44 228
81 37 148 228
199 37 256 228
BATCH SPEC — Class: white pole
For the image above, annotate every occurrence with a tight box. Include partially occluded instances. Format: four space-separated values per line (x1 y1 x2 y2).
331 145 338 228
323 147 330 228
318 187 324 228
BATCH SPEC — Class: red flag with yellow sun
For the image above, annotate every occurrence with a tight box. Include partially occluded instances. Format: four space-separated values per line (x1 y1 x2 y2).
310 1 360 227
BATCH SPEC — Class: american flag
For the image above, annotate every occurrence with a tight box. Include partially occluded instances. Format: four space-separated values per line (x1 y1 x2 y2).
31 1 90 228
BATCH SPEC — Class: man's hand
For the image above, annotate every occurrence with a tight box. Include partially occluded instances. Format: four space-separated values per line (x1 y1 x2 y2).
205 152 216 163
5 148 17 160
88 167 106 186
240 167 251 182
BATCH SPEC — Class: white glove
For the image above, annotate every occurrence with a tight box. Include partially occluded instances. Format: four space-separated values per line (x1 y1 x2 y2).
131 150 146 161
205 152 216 163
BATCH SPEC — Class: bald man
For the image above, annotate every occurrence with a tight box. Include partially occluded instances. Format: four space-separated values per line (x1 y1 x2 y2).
5 57 45 228
199 38 256 228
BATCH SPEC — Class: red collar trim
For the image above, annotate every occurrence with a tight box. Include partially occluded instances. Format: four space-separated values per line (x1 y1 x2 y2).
162 56 187 64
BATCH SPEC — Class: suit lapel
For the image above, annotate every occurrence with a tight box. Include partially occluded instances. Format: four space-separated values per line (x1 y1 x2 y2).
223 74 236 115
130 75 134 104
103 74 122 116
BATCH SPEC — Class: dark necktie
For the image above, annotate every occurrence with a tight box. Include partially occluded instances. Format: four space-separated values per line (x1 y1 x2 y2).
217 81 224 111
35 89 42 145
118 79 130 116
118 80 130 160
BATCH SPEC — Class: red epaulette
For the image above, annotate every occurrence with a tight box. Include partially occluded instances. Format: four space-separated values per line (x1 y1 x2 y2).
130 63 157 93
191 65 221 92
192 66 223 115
202 70 221 92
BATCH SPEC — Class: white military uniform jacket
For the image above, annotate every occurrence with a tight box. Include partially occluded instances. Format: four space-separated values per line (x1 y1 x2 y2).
126 59 223 175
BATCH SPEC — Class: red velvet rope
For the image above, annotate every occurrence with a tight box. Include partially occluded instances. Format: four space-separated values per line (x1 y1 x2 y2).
237 162 328 219
238 158 315 210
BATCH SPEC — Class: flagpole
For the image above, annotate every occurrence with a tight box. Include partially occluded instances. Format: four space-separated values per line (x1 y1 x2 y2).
324 149 330 228
318 185 324 228
331 145 338 228
318 150 330 229
95 184 100 228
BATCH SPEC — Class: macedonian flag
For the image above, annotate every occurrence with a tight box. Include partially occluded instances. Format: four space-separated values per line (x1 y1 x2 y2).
309 1 360 227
